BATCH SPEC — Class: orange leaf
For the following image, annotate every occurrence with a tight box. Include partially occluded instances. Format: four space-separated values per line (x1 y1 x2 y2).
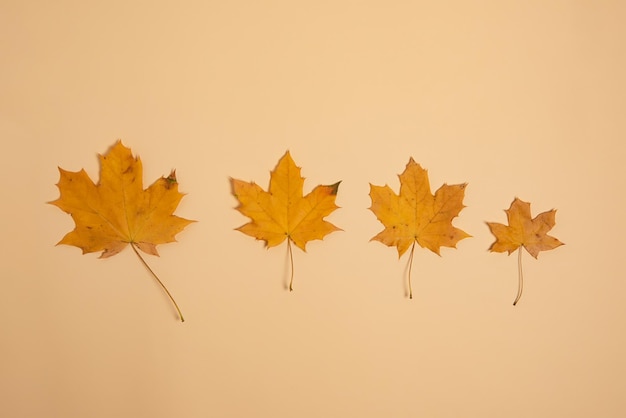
369 158 470 298
50 140 195 321
486 197 563 259
369 158 470 256
486 197 564 305
231 151 341 290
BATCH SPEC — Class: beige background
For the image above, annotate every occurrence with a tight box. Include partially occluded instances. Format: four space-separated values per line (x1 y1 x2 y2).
2 1 625 417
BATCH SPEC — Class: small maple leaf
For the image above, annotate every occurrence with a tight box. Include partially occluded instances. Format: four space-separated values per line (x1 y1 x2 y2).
487 197 564 305
49 140 195 321
369 158 470 298
231 151 341 291
486 198 563 258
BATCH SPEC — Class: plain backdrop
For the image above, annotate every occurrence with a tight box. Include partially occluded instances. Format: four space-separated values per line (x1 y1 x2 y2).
1 1 625 417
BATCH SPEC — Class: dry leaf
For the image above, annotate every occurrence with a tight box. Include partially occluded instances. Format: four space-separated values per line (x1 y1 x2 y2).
369 158 470 298
487 198 563 258
487 197 563 305
231 151 341 290
50 140 194 321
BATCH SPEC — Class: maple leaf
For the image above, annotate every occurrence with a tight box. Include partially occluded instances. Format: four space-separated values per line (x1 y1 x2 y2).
487 197 564 305
231 151 341 291
49 140 194 321
369 158 470 298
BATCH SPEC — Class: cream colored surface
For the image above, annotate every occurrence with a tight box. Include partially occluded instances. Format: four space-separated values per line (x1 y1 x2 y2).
1 1 625 417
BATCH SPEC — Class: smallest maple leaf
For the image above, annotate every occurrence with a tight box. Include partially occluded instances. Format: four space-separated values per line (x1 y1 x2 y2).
486 197 564 259
486 197 564 306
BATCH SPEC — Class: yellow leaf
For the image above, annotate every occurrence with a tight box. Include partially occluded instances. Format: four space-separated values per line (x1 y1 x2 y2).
369 158 470 298
231 151 341 290
369 158 470 256
50 140 194 321
486 197 564 306
486 197 563 259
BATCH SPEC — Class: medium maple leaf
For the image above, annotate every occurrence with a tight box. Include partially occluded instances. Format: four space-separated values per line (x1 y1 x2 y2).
369 158 470 298
487 197 564 305
231 151 341 291
49 140 195 321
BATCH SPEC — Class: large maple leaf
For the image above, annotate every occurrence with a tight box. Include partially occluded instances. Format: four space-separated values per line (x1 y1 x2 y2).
50 140 194 321
369 158 470 298
487 197 564 305
231 151 341 291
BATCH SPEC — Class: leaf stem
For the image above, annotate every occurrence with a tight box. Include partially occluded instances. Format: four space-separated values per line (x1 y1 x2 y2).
130 243 185 322
513 247 524 306
408 241 416 299
288 238 294 291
